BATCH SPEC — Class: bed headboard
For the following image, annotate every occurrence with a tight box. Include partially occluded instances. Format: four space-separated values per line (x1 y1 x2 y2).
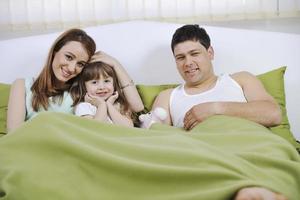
0 20 299 140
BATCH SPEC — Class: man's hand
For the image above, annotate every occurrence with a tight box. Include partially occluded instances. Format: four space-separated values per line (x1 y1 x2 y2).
183 102 218 130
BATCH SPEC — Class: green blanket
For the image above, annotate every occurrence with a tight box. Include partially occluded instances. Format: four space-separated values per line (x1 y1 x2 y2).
0 112 299 200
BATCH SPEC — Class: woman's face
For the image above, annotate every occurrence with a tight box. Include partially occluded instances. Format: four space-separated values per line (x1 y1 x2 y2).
52 41 89 83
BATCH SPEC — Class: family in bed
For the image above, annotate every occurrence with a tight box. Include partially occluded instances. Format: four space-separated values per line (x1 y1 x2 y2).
6 24 288 200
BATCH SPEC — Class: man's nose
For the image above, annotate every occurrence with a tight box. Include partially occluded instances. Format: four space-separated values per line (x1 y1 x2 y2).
184 56 193 67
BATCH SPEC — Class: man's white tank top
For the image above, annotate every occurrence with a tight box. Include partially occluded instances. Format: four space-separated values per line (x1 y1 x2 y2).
170 74 247 127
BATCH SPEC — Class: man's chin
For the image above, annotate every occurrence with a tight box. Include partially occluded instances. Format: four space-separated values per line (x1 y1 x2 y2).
185 80 202 87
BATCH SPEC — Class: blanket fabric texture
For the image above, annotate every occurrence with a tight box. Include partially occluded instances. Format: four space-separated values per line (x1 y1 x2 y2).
0 112 299 200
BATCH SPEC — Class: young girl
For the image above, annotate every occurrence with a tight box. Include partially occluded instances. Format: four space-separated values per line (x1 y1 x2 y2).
71 61 134 127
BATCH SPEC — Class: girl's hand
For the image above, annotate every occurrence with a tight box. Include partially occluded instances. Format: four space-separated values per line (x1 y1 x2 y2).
90 51 120 68
106 91 119 105
85 93 105 107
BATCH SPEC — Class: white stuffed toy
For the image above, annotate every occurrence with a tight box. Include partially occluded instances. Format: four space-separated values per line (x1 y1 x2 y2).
139 107 167 129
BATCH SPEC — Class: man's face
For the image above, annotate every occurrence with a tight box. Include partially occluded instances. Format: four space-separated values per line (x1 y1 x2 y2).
173 40 214 86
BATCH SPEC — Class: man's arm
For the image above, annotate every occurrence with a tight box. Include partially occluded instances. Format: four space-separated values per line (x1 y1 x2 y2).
184 72 281 130
151 88 173 125
229 71 281 125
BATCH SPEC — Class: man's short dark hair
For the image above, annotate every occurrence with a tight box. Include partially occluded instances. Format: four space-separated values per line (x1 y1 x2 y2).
171 24 211 53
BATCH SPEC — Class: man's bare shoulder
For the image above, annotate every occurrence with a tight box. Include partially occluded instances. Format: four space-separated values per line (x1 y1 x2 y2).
230 71 257 85
231 71 254 79
157 88 174 98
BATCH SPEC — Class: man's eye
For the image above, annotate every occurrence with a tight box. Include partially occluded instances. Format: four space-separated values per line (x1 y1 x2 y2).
176 57 184 61
191 52 200 56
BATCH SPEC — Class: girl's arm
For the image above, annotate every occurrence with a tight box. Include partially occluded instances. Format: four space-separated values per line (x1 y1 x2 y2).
106 103 133 127
106 92 133 127
81 94 110 123
7 79 26 133
90 51 144 112
93 102 109 122
75 101 108 123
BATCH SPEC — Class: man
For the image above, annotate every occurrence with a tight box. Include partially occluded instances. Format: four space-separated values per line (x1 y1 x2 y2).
152 24 285 200
153 24 281 130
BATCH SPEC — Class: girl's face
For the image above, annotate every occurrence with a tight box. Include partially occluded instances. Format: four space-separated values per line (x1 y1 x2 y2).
85 75 115 101
52 41 89 83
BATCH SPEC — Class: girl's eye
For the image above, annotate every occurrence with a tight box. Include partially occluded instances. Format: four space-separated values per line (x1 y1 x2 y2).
104 79 111 83
91 80 97 84
65 54 73 61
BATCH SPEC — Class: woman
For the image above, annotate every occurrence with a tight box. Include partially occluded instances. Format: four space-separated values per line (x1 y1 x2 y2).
7 29 96 133
7 29 144 133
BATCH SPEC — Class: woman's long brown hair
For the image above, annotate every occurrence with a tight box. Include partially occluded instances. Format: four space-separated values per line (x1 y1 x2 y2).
31 29 96 111
70 61 131 117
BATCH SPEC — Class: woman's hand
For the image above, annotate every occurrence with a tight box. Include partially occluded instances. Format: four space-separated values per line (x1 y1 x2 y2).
106 91 119 105
90 51 120 68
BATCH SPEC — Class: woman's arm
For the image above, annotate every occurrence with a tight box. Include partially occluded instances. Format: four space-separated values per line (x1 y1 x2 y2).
7 79 26 133
93 102 109 122
90 51 144 112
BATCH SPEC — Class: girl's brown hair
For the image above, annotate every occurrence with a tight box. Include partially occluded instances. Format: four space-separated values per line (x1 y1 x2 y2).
71 61 131 117
31 29 96 111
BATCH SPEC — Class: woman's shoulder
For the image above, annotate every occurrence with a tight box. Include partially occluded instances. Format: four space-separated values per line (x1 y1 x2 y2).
12 78 25 84
12 78 35 88
11 78 25 90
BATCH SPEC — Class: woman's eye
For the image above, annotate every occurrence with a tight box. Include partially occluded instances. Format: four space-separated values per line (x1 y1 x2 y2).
77 62 85 68
65 54 73 61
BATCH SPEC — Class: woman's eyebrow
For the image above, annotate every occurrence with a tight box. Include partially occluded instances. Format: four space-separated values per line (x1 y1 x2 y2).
66 51 88 63
66 51 75 57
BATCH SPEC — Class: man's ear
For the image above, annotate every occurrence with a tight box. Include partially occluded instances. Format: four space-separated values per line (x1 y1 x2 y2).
207 46 214 60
